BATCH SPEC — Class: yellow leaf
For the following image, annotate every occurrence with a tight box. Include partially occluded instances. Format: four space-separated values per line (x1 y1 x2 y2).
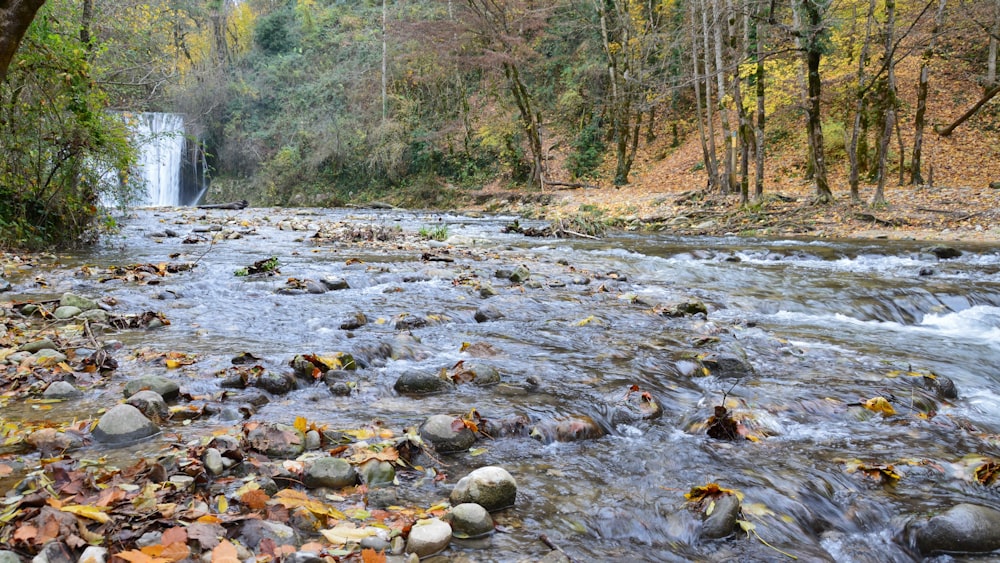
165 359 182 369
294 416 308 434
216 495 228 513
320 523 381 545
863 396 896 416
59 504 110 523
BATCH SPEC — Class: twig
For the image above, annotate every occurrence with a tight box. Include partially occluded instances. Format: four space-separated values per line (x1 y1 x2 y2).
558 229 600 240
539 534 576 562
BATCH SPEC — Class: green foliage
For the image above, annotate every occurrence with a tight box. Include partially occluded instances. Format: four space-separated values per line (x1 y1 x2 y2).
418 224 449 241
822 119 847 160
567 122 605 179
0 3 139 249
255 7 299 55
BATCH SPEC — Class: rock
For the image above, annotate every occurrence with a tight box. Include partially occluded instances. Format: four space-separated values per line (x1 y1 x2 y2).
305 280 327 294
536 550 572 563
283 553 323 563
126 390 169 421
609 390 664 424
702 352 755 378
60 293 99 311
124 376 180 401
420 415 476 453
26 428 84 455
465 363 502 386
0 279 10 293
508 265 530 283
358 459 395 488
474 304 504 323
244 422 305 459
253 371 296 395
78 546 108 563
5 351 32 364
53 306 82 320
394 370 453 394
305 430 321 450
405 517 452 557
321 277 350 290
394 314 428 330
328 381 352 396
922 245 962 259
34 348 67 365
43 381 80 399
924 374 958 399
32 542 73 563
479 283 498 298
447 503 494 538
340 312 368 330
918 266 935 276
366 487 399 508
530 416 606 443
204 448 225 476
19 338 57 353
360 536 390 553
660 299 708 317
304 457 358 489
701 493 741 539
915 503 1000 555
240 519 299 549
77 309 108 322
92 404 160 444
450 466 517 511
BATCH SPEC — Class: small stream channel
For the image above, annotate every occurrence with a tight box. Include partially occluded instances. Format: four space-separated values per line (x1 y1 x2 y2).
4 207 1000 561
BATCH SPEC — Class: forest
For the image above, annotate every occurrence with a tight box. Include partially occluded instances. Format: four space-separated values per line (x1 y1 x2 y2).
0 0 999 247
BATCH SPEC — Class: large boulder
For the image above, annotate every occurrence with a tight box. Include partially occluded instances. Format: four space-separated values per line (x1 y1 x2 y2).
304 457 358 489
450 466 517 511
446 503 494 538
124 376 180 401
60 293 99 311
393 370 453 394
914 503 1000 555
244 423 305 459
92 404 160 445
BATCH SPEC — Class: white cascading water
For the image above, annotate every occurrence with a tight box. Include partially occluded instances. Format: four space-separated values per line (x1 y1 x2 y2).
134 112 185 206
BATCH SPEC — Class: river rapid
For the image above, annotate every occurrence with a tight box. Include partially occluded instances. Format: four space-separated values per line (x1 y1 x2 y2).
4 207 1000 562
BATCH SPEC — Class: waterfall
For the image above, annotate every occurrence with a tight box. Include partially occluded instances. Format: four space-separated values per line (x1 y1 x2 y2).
134 113 185 206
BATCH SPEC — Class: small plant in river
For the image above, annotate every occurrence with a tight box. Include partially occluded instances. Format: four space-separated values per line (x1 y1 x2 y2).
235 256 280 277
419 224 449 241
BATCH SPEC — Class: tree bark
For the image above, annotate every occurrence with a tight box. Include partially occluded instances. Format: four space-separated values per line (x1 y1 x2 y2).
754 0 766 199
0 0 47 83
700 0 721 190
800 0 832 202
935 82 1000 136
848 0 875 202
871 0 896 206
711 0 733 193
689 0 714 189
911 0 946 185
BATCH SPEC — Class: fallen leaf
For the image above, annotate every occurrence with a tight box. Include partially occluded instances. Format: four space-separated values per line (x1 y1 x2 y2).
211 540 239 563
863 396 896 416
59 504 110 523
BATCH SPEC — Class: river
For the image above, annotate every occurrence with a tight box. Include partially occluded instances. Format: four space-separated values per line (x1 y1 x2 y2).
4 207 1000 561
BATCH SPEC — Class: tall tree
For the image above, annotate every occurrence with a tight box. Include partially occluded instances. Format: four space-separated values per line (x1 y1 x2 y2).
848 0 876 203
0 0 47 82
910 0 946 185
797 0 833 202
871 0 897 206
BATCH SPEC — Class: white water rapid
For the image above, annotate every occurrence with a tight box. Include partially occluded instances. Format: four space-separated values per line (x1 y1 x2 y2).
134 112 186 206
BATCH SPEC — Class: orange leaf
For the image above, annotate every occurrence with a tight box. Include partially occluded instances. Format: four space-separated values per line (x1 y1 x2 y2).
114 550 162 563
13 524 37 544
241 489 270 511
361 548 387 563
161 526 187 545
211 540 239 563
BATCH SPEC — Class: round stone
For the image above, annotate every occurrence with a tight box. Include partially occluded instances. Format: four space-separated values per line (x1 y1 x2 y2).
450 466 517 511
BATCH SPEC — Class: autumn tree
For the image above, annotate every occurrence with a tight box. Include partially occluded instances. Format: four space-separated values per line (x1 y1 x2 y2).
796 0 833 202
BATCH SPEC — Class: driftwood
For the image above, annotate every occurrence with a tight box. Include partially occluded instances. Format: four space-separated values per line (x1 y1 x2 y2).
546 181 601 190
936 83 1000 137
197 200 249 210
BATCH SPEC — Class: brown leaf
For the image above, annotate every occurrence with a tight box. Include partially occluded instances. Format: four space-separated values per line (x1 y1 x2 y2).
13 524 37 544
161 526 187 545
211 540 240 563
241 489 270 511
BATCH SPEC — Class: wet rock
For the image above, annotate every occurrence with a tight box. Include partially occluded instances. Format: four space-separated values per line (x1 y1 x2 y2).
92 404 160 445
305 280 327 294
918 266 935 276
19 338 57 353
53 306 82 319
305 430 321 450
420 414 476 453
360 536 390 553
924 374 958 400
394 370 453 394
474 304 504 323
358 459 395 488
126 390 169 422
244 422 305 459
447 503 494 538
124 376 180 401
321 277 350 290
483 414 531 438
508 265 530 283
609 390 664 425
0 279 10 293
659 299 708 317
406 517 452 557
78 546 107 563
43 381 80 399
367 487 399 508
5 351 31 364
240 519 299 549
479 282 499 298
204 448 225 476
465 363 502 386
253 371 296 395
450 466 517 511
701 493 741 539
284 552 323 563
304 457 358 489
702 352 755 378
340 312 368 330
60 293 99 311
327 381 352 396
77 309 108 322
922 245 962 259
535 551 572 563
394 314 428 330
914 503 1000 555
530 416 606 443
32 541 74 563
26 428 84 455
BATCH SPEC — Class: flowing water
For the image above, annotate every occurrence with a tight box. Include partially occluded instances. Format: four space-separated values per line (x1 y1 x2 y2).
5 208 1000 561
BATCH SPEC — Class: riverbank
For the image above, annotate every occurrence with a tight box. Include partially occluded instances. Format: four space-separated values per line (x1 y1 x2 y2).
472 180 1000 244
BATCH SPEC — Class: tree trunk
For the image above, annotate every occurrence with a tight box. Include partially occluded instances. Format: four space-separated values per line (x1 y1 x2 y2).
848 0 876 202
689 1 714 189
801 0 832 202
381 0 388 121
754 0 766 199
711 0 733 193
911 0 946 185
700 0 721 190
871 0 896 206
0 0 47 83
504 62 544 189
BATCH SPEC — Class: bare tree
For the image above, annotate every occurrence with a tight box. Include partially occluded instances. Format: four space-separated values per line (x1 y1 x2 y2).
871 0 897 206
910 0 946 185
